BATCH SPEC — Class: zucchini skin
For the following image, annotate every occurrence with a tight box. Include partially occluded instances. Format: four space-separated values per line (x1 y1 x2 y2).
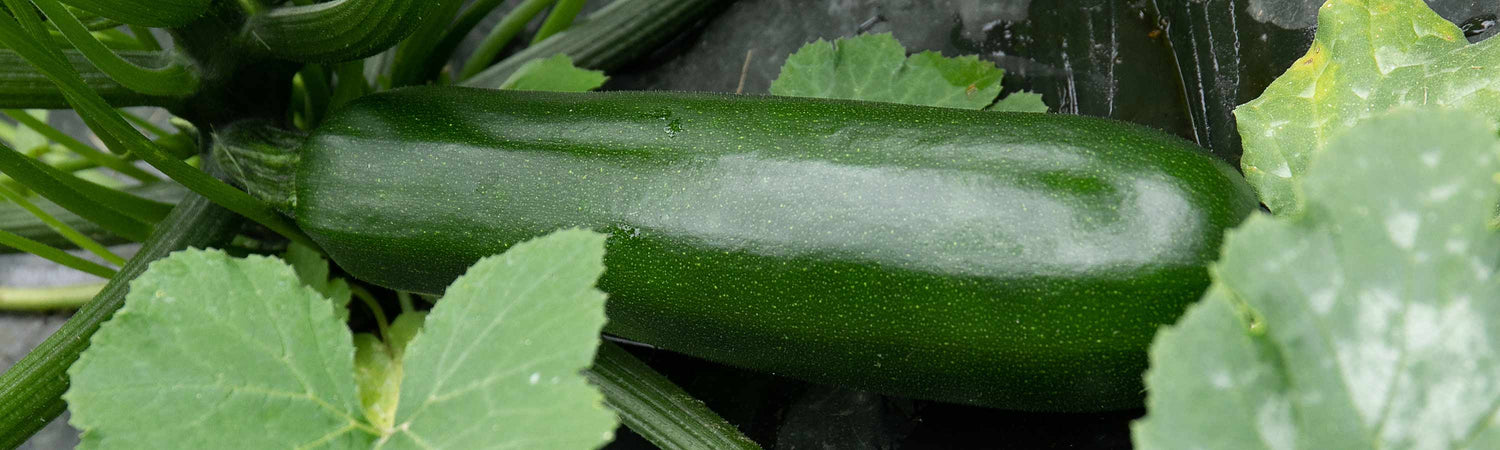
294 86 1257 411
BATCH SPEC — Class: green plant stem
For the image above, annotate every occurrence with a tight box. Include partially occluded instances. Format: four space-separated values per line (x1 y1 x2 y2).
0 142 156 242
388 0 495 87
32 0 201 97
3 110 159 183
0 7 320 250
0 49 178 109
462 0 724 88
0 182 184 253
297 64 331 129
57 0 211 28
328 59 367 110
126 25 161 52
350 284 391 340
396 290 414 315
531 0 587 44
588 343 762 450
242 0 444 63
0 193 238 447
384 0 465 87
119 109 171 138
0 282 106 312
0 182 124 265
455 0 557 81
0 230 116 278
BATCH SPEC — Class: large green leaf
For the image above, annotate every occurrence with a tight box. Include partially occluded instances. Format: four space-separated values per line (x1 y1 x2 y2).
770 33 1042 111
66 229 616 449
381 229 615 449
1236 0 1500 213
66 249 372 449
1133 108 1500 447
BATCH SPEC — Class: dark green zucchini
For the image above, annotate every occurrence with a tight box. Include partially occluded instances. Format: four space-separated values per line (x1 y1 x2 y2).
228 86 1258 411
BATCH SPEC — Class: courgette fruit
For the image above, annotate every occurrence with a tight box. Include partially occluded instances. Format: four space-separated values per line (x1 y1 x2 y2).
227 86 1258 411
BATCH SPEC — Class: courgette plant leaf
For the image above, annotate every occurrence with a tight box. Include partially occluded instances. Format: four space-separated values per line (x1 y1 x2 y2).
770 33 1044 111
1236 0 1500 214
65 230 615 449
1133 109 1500 448
284 242 353 320
380 229 615 449
65 249 373 449
498 54 608 93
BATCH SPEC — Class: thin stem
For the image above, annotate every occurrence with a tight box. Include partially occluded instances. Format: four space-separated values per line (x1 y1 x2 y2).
0 182 124 265
396 290 414 315
0 229 115 278
385 0 464 87
127 25 161 52
119 109 172 138
4 109 159 183
0 8 322 250
32 0 200 97
236 0 265 15
0 49 178 109
350 284 391 341
0 282 106 312
53 0 212 28
462 0 722 88
328 59 367 111
530 0 587 44
456 0 557 81
0 141 156 242
298 64 331 129
0 182 183 254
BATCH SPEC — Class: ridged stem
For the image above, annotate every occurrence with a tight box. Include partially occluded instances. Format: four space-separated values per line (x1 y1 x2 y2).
58 0 210 27
588 343 761 450
462 0 727 88
0 50 177 109
242 0 444 63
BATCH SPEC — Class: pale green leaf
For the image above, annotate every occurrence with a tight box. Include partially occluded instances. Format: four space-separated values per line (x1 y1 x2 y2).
987 91 1048 113
1133 109 1500 448
1235 0 1500 213
771 33 1041 110
285 241 353 320
499 54 608 93
379 229 615 449
66 249 374 449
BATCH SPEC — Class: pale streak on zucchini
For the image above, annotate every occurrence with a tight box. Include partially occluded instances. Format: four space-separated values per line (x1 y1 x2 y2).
0 194 239 448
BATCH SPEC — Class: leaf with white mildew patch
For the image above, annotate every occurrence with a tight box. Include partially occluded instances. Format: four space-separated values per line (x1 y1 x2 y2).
1133 108 1500 449
1235 0 1500 214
